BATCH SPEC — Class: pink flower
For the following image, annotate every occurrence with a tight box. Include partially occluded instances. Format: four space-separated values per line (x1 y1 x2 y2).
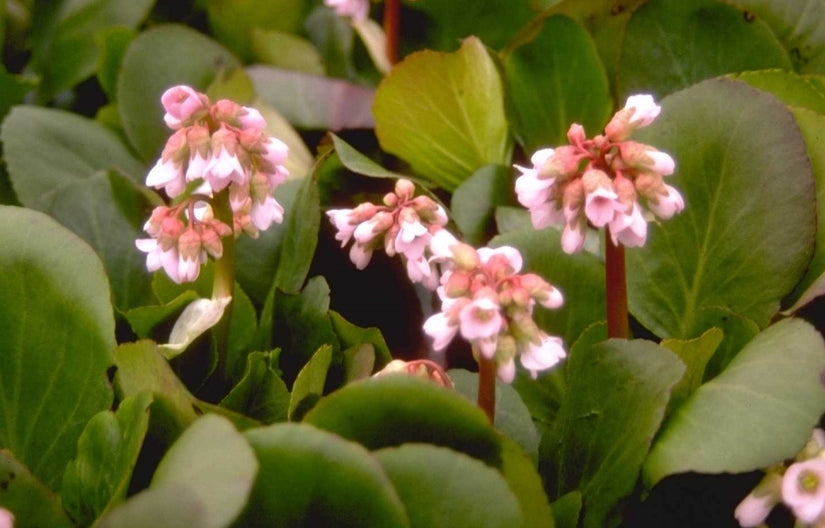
624 94 661 129
250 195 284 231
395 219 430 260
520 335 566 379
647 150 675 176
0 507 14 528
204 146 246 192
325 0 369 22
136 238 182 283
497 359 516 383
238 106 266 130
146 158 186 198
584 185 622 228
327 209 359 246
609 203 647 247
458 296 504 342
423 312 459 351
782 458 825 523
648 184 685 219
735 488 780 527
478 245 523 273
349 243 373 270
561 218 586 254
161 85 207 129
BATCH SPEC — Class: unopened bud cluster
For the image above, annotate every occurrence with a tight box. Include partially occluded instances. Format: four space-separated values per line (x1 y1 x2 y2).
136 85 289 283
735 428 825 527
327 178 456 289
423 243 566 383
516 94 684 253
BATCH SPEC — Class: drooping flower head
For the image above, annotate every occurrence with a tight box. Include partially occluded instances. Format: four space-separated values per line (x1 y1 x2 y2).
423 243 566 382
137 85 290 283
326 178 453 290
515 94 683 253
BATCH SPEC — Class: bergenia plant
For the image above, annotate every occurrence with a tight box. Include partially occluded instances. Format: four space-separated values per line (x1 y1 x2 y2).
3 2 825 528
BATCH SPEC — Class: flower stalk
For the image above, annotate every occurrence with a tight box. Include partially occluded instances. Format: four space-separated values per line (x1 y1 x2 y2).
477 347 496 422
605 230 630 339
384 0 401 65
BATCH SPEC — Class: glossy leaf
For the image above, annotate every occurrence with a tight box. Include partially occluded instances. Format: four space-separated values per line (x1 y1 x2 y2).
504 14 612 152
123 291 200 339
205 0 303 60
151 415 258 528
375 444 523 528
450 369 540 463
498 437 555 528
95 26 137 100
118 24 239 161
221 351 290 424
660 328 723 410
542 339 684 528
1 106 154 309
451 164 515 245
330 310 392 367
0 451 74 528
644 318 825 485
248 65 375 130
61 392 153 526
330 133 406 179
97 485 205 528
237 423 409 528
550 491 582 528
692 307 760 378
733 69 825 113
0 206 115 491
373 37 511 191
288 344 334 421
617 0 791 99
628 78 816 337
304 376 502 464
27 0 154 99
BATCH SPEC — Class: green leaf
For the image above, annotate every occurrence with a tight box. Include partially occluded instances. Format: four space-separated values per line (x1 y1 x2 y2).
235 176 320 304
1 106 154 309
629 78 816 337
330 310 392 367
304 6 357 80
451 164 515 245
644 318 825 485
660 327 723 410
330 133 406 179
373 37 511 191
490 227 606 349
151 415 258 528
503 14 612 152
617 0 791 99
733 69 825 114
550 491 582 528
0 65 37 123
498 437 555 528
205 0 304 61
221 351 290 424
375 444 523 528
288 344 334 421
61 392 153 526
123 290 200 338
408 0 534 51
118 24 239 161
237 423 409 528
542 339 684 528
270 277 339 383
250 28 325 75
0 206 115 491
304 376 502 464
96 485 206 528
449 369 540 463
342 343 376 383
247 65 375 130
731 0 825 73
693 307 760 378
95 26 137 100
0 451 74 528
27 0 154 100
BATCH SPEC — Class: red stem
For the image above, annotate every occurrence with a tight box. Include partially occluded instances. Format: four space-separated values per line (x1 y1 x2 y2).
383 0 401 65
477 352 496 423
605 230 630 339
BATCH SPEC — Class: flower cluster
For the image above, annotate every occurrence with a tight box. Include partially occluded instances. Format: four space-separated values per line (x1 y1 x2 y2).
136 85 289 283
515 94 684 253
423 243 566 383
736 428 825 527
327 178 454 290
324 0 369 22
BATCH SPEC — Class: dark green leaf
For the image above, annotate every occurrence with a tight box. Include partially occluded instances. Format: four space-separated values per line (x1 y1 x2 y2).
0 65 37 123
118 24 239 161
304 375 502 465
221 351 290 424
330 133 405 179
660 327 723 410
0 206 115 491
504 14 611 152
617 0 791 99
61 392 153 526
499 437 555 528
375 444 523 528
237 423 409 528
550 491 582 528
542 339 684 528
288 344 334 421
250 28 325 75
629 78 816 337
644 318 825 485
451 164 515 245
205 0 304 61
330 310 392 367
0 451 74 528
373 37 511 191
95 26 137 100
123 291 200 338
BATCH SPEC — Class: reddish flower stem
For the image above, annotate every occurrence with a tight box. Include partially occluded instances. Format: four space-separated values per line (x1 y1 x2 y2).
383 0 401 65
477 351 496 423
605 230 630 339
211 189 235 380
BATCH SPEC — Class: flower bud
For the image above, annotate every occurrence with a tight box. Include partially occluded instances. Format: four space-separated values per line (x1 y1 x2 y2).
395 178 415 200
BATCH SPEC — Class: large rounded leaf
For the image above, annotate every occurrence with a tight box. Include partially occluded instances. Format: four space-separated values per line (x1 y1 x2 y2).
375 444 523 528
236 423 408 528
617 0 791 99
373 37 511 191
644 318 825 485
303 375 501 464
0 206 115 491
118 24 239 161
504 15 612 152
628 78 816 338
